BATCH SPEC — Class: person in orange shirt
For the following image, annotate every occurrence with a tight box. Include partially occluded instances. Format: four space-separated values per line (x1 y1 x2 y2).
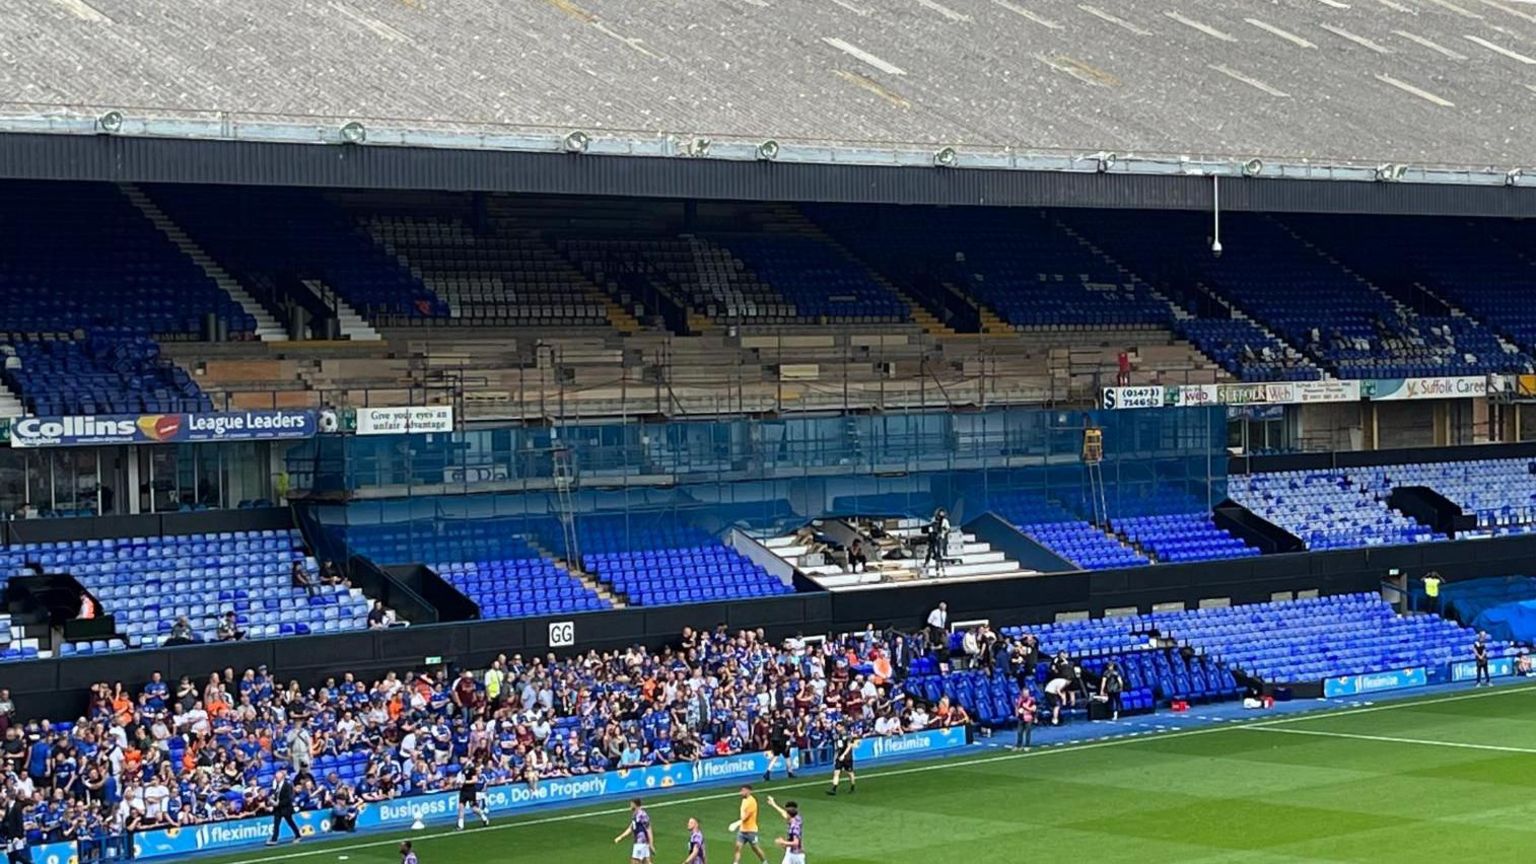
870 650 892 686
729 784 765 864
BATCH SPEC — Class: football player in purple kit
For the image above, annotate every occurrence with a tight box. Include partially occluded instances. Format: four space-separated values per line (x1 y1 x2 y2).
614 798 655 864
765 796 805 864
683 816 707 864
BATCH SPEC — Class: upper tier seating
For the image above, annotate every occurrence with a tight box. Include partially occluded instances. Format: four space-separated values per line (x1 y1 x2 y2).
1352 459 1536 537
1171 319 1322 382
712 235 908 323
149 186 449 320
557 235 796 324
1228 470 1442 549
1285 214 1536 360
1019 593 1511 682
0 182 255 337
2 336 211 415
364 217 608 325
813 206 1169 328
0 530 373 649
1057 210 1524 379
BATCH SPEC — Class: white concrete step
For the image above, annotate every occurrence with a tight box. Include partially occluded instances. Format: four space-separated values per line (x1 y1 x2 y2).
300 279 383 341
118 184 289 342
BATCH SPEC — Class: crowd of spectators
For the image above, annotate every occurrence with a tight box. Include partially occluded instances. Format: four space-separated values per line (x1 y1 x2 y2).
0 619 1029 853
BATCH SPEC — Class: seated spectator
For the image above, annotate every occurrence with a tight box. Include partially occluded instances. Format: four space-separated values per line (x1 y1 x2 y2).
291 562 319 597
165 617 196 647
215 612 244 642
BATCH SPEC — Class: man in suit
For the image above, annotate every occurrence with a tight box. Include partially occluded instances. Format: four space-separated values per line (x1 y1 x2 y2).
2 793 32 864
266 768 301 846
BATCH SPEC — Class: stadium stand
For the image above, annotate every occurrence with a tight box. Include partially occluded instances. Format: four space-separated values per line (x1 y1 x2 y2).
1227 469 1443 550
147 185 448 323
342 520 612 619
1351 459 1536 537
570 517 791 606
1021 593 1511 684
2 336 210 416
987 496 1148 570
1 529 375 653
1059 210 1527 380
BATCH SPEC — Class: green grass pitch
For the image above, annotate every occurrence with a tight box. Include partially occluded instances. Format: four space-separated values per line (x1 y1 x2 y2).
200 683 1536 864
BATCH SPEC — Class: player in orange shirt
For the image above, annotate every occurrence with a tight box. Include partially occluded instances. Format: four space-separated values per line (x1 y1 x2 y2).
729 785 765 864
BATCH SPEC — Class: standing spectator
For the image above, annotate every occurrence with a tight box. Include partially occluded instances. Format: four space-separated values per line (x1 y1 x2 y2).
0 690 13 736
1099 661 1125 721
265 768 300 846
451 671 478 724
1013 688 1036 750
1473 632 1491 687
1422 571 1443 615
287 724 314 780
925 603 949 651
1116 350 1132 386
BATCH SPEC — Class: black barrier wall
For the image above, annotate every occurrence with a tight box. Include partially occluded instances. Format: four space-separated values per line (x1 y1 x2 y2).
10 532 1536 721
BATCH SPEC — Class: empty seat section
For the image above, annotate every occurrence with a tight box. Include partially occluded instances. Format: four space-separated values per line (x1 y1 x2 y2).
0 529 374 648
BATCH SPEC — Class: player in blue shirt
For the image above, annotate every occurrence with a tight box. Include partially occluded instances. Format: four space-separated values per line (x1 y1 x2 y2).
684 817 707 864
613 798 654 864
766 797 804 864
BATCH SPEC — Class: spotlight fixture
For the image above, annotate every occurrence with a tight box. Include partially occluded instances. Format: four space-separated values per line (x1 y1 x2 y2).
1241 158 1264 178
563 131 590 153
96 111 123 134
933 146 958 167
1507 168 1524 187
687 137 712 157
1374 163 1407 182
339 121 367 144
756 140 780 161
1095 151 1118 173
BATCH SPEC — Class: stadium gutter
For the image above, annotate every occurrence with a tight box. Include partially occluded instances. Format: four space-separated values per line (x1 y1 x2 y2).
0 114 1532 216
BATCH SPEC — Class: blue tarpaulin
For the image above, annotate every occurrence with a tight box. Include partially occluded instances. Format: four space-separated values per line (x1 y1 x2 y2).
1441 576 1536 644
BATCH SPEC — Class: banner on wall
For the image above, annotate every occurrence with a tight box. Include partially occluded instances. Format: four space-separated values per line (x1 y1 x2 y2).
1363 376 1488 402
1322 666 1427 698
1100 386 1165 410
1449 657 1516 682
1295 380 1361 403
130 728 971 860
33 840 79 864
355 406 455 436
9 410 317 448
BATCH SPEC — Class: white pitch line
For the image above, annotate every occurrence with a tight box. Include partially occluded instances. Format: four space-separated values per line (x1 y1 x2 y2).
994 0 1061 29
821 37 907 75
829 0 872 15
1079 4 1150 35
1209 63 1292 97
48 0 109 22
1314 0 1351 8
1246 17 1317 48
1320 22 1394 52
1463 34 1536 64
1164 10 1237 41
220 683 1536 864
1394 29 1468 59
1376 0 1418 12
1479 0 1536 24
916 0 971 22
1243 726 1536 755
1423 0 1484 17
1375 73 1456 105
